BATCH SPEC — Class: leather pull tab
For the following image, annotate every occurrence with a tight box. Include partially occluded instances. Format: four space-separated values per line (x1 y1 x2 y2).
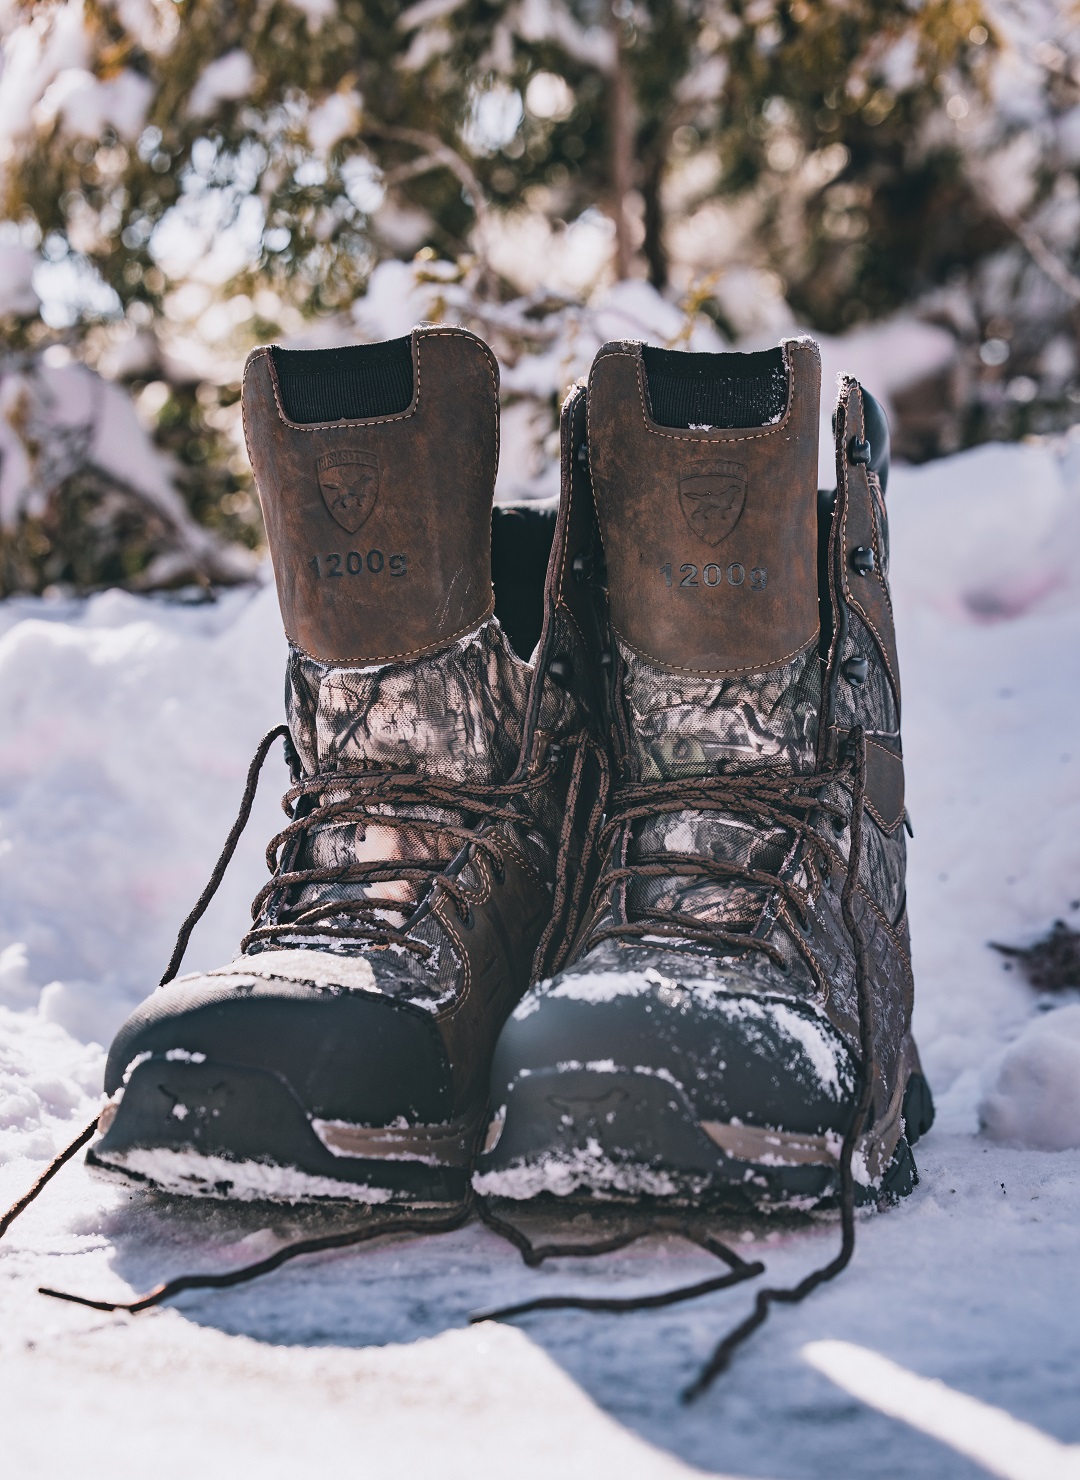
863 739 905 834
243 328 498 667
587 338 821 676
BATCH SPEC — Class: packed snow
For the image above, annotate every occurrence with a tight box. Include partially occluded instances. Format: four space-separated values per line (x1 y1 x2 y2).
2 429 1080 1478
978 1004 1080 1152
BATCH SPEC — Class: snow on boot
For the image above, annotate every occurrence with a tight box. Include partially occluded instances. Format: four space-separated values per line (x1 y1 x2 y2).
90 327 604 1206
476 338 934 1209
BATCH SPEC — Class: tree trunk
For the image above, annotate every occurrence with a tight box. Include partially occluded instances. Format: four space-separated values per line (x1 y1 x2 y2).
607 0 635 280
641 138 668 290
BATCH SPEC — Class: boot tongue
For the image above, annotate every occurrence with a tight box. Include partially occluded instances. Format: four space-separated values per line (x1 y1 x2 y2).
242 329 524 941
243 328 499 669
279 623 530 934
587 338 824 935
587 337 823 783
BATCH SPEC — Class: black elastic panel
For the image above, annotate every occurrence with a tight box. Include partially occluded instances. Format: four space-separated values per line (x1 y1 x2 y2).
641 345 787 430
491 506 557 661
271 338 414 423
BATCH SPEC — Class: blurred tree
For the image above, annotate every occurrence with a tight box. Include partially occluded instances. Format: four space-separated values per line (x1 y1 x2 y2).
8 0 469 329
2 0 999 335
2 0 1079 595
446 0 998 316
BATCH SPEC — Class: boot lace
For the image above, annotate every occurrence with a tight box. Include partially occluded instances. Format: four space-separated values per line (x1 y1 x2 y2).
155 723 607 985
244 762 561 959
5 732 876 1405
586 764 850 966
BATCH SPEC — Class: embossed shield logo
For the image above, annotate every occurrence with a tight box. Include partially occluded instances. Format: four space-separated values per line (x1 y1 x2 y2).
678 462 747 547
316 449 379 533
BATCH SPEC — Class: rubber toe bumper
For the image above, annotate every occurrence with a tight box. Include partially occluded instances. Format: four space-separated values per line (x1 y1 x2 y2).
475 967 894 1207
96 970 474 1203
91 1055 474 1203
105 972 452 1122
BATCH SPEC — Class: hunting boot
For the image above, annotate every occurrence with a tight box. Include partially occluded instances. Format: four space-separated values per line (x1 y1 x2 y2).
476 338 935 1208
90 327 603 1205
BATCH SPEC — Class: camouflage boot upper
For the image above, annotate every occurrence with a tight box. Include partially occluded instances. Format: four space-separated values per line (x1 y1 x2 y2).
92 327 600 1206
477 337 933 1208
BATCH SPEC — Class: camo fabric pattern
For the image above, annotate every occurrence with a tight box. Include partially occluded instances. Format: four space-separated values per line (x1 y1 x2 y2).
580 640 822 941
250 617 581 989
620 639 821 783
573 592 911 1107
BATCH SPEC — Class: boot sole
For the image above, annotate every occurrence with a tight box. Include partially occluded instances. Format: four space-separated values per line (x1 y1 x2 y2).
88 1055 482 1206
475 1062 932 1211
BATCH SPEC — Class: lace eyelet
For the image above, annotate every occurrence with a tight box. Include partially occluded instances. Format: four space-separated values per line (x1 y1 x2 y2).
490 856 505 886
831 816 847 835
459 904 475 930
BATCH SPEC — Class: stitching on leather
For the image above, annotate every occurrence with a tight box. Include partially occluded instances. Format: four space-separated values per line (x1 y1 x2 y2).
494 839 530 876
584 375 598 566
868 479 894 619
265 339 418 430
587 342 820 677
518 386 578 749
240 349 265 473
848 460 899 650
816 822 911 982
586 365 609 563
431 900 472 1010
286 599 495 667
778 902 832 1002
588 339 817 443
553 387 580 607
248 330 499 674
611 627 818 677
863 736 903 764
849 592 901 700
863 737 905 834
496 838 545 888
466 853 493 909
864 797 904 836
554 599 590 665
856 886 913 982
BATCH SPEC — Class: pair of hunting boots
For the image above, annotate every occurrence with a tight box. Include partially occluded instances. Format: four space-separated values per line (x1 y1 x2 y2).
92 327 933 1213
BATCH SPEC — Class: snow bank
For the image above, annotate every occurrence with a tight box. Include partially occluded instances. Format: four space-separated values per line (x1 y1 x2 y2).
0 1001 103 1164
979 1005 1080 1151
0 580 285 1049
888 436 1080 622
886 438 1080 1137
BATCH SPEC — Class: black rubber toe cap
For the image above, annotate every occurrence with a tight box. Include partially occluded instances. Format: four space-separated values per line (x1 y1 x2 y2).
105 972 451 1124
492 966 858 1137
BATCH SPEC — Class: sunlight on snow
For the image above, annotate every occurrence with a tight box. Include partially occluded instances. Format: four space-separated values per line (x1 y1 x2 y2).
803 1340 1080 1480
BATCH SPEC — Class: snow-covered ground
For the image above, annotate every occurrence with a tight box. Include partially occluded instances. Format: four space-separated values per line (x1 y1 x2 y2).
2 435 1080 1479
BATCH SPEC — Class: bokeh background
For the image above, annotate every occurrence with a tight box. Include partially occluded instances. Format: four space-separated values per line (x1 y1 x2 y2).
0 0 1077 594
